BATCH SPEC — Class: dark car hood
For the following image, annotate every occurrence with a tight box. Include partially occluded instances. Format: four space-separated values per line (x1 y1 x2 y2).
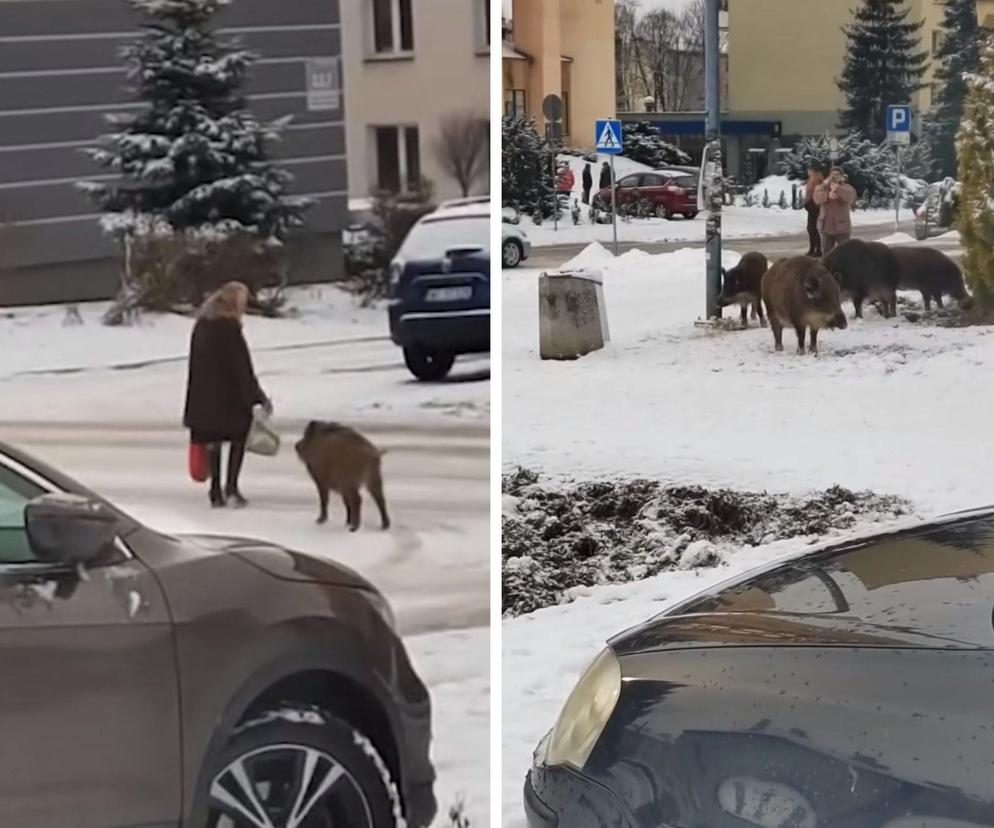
179 534 377 592
611 513 994 656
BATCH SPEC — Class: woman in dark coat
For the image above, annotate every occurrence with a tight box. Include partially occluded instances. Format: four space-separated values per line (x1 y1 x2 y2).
599 161 611 191
582 163 593 204
183 281 268 508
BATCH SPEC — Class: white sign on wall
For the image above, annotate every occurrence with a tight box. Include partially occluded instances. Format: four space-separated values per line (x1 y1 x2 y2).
306 58 341 111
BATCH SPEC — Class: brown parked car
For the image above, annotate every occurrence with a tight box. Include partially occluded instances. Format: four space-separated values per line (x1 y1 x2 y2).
0 442 435 828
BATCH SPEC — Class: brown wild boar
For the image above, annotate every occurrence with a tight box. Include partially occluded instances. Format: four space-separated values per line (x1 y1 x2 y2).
295 421 390 531
719 251 768 328
821 239 899 319
762 256 848 355
891 246 972 311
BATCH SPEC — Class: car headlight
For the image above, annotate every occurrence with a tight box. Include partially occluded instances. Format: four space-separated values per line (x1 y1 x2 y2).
365 589 397 631
543 647 621 770
389 261 404 287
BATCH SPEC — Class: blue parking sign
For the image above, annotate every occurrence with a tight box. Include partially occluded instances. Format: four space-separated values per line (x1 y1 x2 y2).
886 105 911 133
595 119 623 155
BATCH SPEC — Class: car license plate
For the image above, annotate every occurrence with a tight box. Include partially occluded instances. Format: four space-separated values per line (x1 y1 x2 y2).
425 286 472 302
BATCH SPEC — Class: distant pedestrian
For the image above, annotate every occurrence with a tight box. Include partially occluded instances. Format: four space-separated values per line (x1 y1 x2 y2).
184 281 269 508
582 163 593 205
804 165 825 256
557 163 575 194
814 166 857 255
599 161 611 191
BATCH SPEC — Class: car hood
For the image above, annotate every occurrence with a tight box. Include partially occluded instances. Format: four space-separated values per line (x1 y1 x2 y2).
611 514 994 656
179 533 377 593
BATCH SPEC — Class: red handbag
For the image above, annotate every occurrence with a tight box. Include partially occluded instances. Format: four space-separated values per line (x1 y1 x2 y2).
188 443 209 483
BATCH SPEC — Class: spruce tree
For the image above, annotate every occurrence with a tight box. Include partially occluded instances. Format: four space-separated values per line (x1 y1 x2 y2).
79 1 309 250
957 37 994 304
922 0 984 179
501 116 558 220
837 0 929 144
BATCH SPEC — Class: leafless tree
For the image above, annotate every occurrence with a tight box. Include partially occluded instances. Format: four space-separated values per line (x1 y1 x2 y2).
434 113 489 197
615 0 641 111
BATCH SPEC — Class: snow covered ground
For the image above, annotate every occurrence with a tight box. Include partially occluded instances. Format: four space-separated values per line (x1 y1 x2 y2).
0 284 490 826
0 285 489 425
501 234 992 825
515 159 895 247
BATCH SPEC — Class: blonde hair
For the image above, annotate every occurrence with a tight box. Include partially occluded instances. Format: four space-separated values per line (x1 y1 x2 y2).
199 281 249 320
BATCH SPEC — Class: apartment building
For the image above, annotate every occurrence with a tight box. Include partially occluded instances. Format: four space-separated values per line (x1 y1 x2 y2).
341 0 490 203
502 0 615 147
0 0 347 307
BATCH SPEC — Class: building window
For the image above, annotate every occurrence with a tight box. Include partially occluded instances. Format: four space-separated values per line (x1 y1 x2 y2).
372 0 413 54
563 90 571 137
374 125 421 193
932 29 943 53
504 89 526 118
476 0 490 47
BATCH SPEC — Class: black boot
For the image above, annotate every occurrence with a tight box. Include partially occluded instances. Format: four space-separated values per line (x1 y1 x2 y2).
208 444 225 507
225 441 248 508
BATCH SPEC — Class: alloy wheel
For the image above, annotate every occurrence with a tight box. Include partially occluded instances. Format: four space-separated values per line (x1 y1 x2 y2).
208 743 374 828
503 240 522 268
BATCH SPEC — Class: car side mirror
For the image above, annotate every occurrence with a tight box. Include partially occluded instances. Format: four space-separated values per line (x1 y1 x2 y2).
25 494 118 566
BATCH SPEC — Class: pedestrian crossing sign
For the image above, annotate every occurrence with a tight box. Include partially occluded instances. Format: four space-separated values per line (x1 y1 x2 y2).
595 119 623 155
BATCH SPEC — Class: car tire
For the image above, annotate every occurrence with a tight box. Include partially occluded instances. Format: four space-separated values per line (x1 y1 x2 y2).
684 212 698 220
503 239 523 268
404 347 455 381
655 204 671 220
205 706 405 828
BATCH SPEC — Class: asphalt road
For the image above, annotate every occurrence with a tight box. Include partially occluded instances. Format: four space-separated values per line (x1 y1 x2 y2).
521 218 960 270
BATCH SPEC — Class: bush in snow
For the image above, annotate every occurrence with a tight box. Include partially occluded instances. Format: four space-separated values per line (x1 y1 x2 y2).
762 189 770 208
501 116 559 220
782 133 897 207
620 121 691 169
78 0 310 323
957 37 994 304
778 190 788 209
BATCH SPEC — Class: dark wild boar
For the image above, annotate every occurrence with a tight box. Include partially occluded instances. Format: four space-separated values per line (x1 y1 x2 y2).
719 251 768 328
891 246 972 311
762 256 848 355
295 420 390 531
821 239 899 319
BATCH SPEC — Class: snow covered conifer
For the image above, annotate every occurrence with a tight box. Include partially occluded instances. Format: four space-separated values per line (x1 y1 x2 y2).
922 0 983 179
79 0 310 319
501 116 558 220
621 122 691 168
837 0 929 144
957 37 994 304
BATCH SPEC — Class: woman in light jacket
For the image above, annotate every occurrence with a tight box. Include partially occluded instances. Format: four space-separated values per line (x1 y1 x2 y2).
813 166 857 256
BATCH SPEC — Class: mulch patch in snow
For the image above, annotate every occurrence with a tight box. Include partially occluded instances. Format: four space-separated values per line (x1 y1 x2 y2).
502 468 912 617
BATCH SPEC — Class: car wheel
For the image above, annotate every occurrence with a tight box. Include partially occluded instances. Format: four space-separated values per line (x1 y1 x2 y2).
403 347 455 381
205 707 404 828
655 204 671 220
503 239 523 268
684 212 698 220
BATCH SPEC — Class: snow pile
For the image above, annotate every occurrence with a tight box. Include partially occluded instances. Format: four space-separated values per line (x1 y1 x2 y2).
747 174 795 205
502 469 912 616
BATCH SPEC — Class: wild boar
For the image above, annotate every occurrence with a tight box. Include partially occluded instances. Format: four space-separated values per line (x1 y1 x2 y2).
821 239 899 319
761 256 848 355
719 251 768 328
294 421 390 531
891 246 972 311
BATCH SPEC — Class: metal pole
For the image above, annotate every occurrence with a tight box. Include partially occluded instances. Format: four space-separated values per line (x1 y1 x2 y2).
610 155 619 256
894 144 901 231
704 0 722 320
552 140 558 233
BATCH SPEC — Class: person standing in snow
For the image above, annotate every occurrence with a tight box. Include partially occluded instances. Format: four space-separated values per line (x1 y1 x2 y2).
557 163 575 195
184 281 269 509
814 166 857 255
599 161 611 191
582 163 593 204
804 165 825 256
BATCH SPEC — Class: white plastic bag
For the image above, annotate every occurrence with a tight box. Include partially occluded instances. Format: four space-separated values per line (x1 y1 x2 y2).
246 404 280 457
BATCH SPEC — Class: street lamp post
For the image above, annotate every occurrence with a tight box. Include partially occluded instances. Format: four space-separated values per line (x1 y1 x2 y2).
704 0 722 320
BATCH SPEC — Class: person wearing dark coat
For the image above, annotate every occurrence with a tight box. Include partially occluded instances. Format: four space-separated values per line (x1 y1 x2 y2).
183 281 268 508
582 163 593 205
599 161 611 191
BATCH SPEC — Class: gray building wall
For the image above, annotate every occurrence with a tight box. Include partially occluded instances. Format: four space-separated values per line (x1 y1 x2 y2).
0 0 347 307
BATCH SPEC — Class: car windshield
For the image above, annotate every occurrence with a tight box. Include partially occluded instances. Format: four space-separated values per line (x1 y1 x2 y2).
399 215 490 260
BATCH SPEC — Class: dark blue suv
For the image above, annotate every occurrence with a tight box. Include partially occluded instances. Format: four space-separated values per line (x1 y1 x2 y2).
388 199 490 381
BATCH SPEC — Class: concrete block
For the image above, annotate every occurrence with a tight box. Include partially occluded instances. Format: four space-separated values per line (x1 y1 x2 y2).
538 269 610 360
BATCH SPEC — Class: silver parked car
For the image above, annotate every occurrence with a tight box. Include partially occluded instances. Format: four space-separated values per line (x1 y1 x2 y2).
502 213 531 268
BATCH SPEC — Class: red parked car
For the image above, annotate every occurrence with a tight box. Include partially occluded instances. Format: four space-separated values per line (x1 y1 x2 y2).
593 169 699 220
